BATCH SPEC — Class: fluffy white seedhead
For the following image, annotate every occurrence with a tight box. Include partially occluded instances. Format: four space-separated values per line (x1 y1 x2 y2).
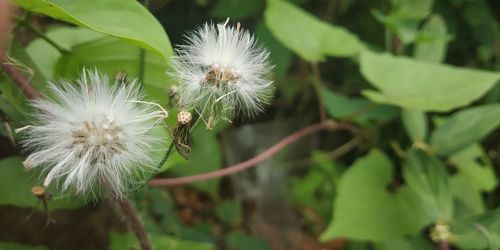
21 70 164 200
170 20 274 128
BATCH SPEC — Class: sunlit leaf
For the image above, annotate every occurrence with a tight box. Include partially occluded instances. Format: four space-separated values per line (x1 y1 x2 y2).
56 37 171 104
264 0 364 61
14 0 173 61
403 148 453 221
402 109 427 143
449 144 497 191
321 150 430 241
430 104 500 155
361 51 500 112
414 15 450 63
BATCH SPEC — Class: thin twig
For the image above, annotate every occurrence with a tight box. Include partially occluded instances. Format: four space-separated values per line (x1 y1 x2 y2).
0 52 41 100
118 199 152 250
437 242 450 250
284 134 362 169
149 120 357 186
310 63 328 122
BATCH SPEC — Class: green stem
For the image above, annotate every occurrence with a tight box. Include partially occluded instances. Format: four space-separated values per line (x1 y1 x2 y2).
138 49 146 91
18 20 69 54
155 113 202 169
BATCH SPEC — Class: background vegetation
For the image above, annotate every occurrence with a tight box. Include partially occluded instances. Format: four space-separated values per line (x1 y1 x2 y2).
0 0 499 249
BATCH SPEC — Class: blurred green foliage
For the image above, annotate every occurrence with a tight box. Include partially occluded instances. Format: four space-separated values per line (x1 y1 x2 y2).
0 0 499 249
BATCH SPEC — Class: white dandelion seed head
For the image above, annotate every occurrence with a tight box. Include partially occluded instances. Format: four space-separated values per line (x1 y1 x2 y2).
20 69 165 200
170 21 274 128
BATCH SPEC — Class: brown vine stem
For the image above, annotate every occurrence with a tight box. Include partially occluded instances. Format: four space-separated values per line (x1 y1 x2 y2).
0 52 41 100
118 199 152 250
438 242 450 250
149 120 357 187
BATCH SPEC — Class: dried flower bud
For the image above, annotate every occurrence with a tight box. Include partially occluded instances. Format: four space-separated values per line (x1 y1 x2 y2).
177 110 192 125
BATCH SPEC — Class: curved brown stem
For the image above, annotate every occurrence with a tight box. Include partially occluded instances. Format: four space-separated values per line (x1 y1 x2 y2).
149 120 357 187
118 199 152 250
0 52 41 100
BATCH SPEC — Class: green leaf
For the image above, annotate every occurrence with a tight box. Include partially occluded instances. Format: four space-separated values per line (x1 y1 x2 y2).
452 208 500 250
110 231 216 250
450 175 485 219
321 150 430 241
255 21 292 77
0 242 49 250
321 87 398 126
0 157 83 210
391 0 434 19
215 200 242 226
374 236 435 250
55 37 171 104
264 0 364 62
413 15 450 63
14 0 173 61
227 232 270 250
403 148 453 221
291 151 339 221
26 26 105 79
402 109 427 143
361 51 500 112
430 104 500 155
449 144 497 191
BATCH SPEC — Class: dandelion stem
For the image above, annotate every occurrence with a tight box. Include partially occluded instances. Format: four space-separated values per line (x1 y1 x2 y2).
118 199 152 250
149 120 358 186
0 52 41 100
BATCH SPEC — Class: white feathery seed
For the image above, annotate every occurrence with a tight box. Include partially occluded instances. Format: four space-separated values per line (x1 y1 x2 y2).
170 20 274 128
20 69 165 199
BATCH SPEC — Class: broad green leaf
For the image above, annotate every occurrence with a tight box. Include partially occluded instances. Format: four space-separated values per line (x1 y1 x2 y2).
361 51 500 111
227 232 270 250
321 87 398 126
452 208 500 250
402 109 427 143
56 37 171 104
110 231 215 250
403 148 453 221
414 15 450 63
14 0 173 61
430 104 500 155
391 0 434 19
255 21 292 77
321 150 430 241
372 10 420 44
264 0 364 61
374 236 435 250
449 144 497 191
450 175 485 219
26 26 105 79
0 157 83 210
0 242 49 250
